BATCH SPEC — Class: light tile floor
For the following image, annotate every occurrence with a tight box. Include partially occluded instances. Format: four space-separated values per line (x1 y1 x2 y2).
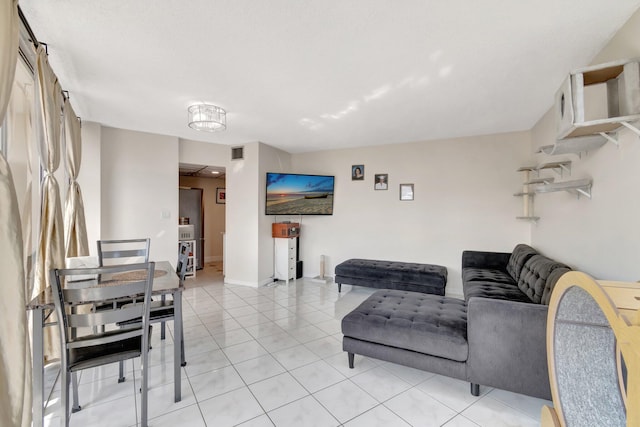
43 264 551 426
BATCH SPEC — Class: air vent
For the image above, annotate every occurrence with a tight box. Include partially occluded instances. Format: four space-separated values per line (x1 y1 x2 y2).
231 146 244 160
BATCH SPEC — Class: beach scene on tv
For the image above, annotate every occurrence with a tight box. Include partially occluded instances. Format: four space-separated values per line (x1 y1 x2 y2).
266 173 334 215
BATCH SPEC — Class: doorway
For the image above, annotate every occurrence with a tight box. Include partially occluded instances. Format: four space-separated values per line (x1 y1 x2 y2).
178 164 226 271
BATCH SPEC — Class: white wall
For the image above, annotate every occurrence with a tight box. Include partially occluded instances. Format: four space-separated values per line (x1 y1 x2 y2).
100 126 178 264
530 10 640 282
292 132 532 297
80 121 101 256
259 143 293 283
224 142 261 286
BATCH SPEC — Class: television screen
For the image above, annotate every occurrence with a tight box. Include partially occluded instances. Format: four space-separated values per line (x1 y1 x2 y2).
266 172 335 215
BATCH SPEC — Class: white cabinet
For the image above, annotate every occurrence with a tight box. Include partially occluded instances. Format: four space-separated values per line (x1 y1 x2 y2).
274 238 296 284
179 240 196 278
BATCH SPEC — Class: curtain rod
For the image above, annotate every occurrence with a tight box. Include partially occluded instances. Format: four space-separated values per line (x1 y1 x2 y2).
17 5 44 52
17 6 77 108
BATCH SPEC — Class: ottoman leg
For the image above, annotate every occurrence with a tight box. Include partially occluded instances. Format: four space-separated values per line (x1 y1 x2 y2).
338 283 342 293
470 383 480 396
348 352 354 369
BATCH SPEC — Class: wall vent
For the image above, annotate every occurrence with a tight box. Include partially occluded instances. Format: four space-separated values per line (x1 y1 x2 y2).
231 146 244 160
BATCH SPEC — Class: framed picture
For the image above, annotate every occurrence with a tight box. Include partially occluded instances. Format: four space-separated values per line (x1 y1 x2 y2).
400 183 414 201
216 187 226 204
374 174 388 190
352 164 364 180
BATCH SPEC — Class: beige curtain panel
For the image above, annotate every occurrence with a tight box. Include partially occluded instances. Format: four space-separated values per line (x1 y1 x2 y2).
63 98 89 258
33 44 65 361
8 81 35 297
0 1 32 427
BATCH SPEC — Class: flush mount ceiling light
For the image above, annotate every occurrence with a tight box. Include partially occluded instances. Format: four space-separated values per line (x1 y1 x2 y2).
188 103 226 132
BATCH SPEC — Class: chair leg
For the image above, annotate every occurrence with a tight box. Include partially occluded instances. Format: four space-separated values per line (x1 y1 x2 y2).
118 361 126 383
338 283 342 293
348 352 354 369
71 372 81 412
180 322 187 367
160 295 167 340
61 369 70 427
141 344 149 426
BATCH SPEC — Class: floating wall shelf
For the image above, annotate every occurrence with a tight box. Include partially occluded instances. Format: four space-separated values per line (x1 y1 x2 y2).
534 178 593 199
523 177 555 185
518 161 572 177
516 216 540 223
538 134 607 157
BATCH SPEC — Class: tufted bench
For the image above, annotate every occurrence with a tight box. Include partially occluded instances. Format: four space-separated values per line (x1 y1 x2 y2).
334 258 447 295
342 289 469 385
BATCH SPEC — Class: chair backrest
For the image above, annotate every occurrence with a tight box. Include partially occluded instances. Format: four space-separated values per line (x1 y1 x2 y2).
97 238 150 266
49 262 155 363
176 241 190 283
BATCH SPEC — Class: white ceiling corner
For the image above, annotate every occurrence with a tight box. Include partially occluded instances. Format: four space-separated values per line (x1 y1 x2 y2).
18 0 640 153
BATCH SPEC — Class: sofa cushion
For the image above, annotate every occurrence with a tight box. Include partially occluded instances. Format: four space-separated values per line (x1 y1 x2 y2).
462 268 516 285
463 281 531 303
518 255 571 304
541 267 571 305
341 290 468 362
506 244 538 282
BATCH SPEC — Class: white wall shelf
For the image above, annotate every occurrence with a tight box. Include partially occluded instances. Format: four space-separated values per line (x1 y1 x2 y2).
523 177 555 185
534 178 593 199
516 216 540 223
538 134 607 157
518 161 572 177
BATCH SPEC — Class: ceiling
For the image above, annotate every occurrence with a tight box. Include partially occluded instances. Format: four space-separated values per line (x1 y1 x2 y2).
179 163 226 179
19 1 640 154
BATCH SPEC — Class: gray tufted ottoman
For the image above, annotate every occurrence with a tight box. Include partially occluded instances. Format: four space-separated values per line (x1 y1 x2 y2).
334 259 447 295
342 289 472 390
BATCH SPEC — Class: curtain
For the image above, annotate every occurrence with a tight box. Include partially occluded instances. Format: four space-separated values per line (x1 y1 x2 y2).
8 81 35 296
63 99 88 258
33 44 64 361
20 84 34 295
0 1 32 426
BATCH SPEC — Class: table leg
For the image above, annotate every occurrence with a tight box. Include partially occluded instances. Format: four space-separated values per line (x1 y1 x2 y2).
173 289 182 402
32 307 44 427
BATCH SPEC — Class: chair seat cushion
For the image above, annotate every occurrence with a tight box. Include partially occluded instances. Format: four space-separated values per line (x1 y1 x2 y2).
69 335 142 372
342 290 468 362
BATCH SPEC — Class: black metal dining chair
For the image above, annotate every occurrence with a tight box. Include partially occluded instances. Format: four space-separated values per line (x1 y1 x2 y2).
50 262 155 427
97 238 151 266
116 241 190 383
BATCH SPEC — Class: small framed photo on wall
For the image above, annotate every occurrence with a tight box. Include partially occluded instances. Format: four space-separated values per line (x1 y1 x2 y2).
352 165 364 180
400 183 414 201
374 174 388 190
216 187 226 204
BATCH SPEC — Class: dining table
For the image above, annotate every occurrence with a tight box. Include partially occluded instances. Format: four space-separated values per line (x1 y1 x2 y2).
26 260 183 427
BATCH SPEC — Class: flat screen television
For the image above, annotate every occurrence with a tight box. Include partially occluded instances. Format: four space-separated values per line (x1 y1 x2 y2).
266 172 335 215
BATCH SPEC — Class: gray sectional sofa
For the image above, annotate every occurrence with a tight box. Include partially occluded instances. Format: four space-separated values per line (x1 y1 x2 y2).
462 244 570 399
341 244 570 400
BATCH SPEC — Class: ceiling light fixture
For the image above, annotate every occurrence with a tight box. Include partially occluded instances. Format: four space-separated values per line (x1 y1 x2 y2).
188 103 226 132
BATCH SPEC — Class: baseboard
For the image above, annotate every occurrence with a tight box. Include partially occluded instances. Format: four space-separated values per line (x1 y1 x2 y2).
205 255 223 263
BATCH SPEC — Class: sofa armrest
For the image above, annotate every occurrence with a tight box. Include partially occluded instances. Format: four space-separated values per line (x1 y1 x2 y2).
466 297 551 400
461 250 511 270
